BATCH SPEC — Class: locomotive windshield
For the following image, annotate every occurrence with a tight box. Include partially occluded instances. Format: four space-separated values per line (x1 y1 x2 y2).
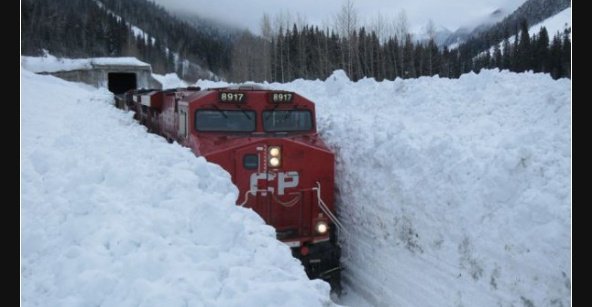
263 110 313 132
195 110 256 132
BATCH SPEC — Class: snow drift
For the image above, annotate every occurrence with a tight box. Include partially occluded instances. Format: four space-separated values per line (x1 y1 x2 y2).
21 59 570 307
197 69 571 307
152 73 188 89
21 69 335 307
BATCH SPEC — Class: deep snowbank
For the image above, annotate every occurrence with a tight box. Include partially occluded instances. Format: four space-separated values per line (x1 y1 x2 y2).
152 73 188 89
21 70 335 307
198 70 571 307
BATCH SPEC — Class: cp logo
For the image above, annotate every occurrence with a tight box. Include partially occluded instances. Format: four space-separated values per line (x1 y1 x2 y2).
250 171 299 195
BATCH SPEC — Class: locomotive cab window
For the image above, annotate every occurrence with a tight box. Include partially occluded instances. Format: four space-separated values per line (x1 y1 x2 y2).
195 110 256 132
263 110 313 132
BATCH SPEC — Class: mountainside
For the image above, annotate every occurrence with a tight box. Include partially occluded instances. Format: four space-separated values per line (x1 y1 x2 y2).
172 10 242 41
497 0 571 32
414 25 453 47
482 6 571 56
21 0 231 81
444 7 514 48
447 0 570 49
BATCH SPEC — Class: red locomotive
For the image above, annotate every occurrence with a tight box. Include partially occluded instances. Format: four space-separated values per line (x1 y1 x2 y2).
116 85 342 291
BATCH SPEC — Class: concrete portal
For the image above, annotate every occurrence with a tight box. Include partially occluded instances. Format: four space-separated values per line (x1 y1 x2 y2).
23 57 162 92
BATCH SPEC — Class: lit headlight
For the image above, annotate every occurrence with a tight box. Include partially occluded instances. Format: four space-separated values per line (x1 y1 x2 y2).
268 146 281 167
269 146 280 157
315 221 329 234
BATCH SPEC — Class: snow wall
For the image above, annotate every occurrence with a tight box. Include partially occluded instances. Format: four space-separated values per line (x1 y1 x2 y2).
21 69 336 307
198 69 571 307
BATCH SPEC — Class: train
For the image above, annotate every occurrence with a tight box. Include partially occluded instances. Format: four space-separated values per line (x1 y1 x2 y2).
115 84 342 293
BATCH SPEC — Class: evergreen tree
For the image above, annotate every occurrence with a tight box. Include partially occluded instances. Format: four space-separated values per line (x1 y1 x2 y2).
549 34 563 79
534 27 550 73
493 43 502 69
440 46 450 78
516 19 531 72
402 34 416 78
413 43 424 76
426 39 440 76
561 28 571 78
501 37 512 70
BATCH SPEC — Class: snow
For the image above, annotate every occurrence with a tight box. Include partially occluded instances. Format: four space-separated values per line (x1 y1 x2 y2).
152 73 188 89
480 7 571 57
196 69 571 307
94 0 215 80
500 6 572 49
95 0 156 45
91 57 151 67
21 54 570 306
21 53 150 73
526 7 571 38
21 69 336 307
131 26 156 45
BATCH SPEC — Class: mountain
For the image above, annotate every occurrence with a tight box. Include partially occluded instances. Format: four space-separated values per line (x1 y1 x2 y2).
171 11 242 41
444 6 515 48
414 24 453 47
21 0 232 81
454 0 570 60
498 0 571 32
445 0 570 49
482 6 571 56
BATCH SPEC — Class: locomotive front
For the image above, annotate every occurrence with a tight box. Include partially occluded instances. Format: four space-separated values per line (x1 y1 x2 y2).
183 87 341 290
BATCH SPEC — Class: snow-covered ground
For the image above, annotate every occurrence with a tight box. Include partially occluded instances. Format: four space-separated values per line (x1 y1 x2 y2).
21 69 336 307
197 69 571 307
22 55 570 307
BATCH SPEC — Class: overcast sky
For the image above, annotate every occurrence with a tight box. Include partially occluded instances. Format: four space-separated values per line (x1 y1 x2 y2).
152 0 526 34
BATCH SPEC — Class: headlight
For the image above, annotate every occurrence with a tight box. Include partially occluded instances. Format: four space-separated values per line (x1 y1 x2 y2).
269 157 280 167
315 221 329 234
269 146 280 157
268 146 281 167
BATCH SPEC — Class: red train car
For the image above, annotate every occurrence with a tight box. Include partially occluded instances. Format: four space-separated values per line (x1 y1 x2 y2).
117 85 342 291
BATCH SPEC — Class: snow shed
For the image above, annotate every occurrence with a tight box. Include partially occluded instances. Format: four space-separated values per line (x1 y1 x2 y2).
108 72 137 94
31 57 162 93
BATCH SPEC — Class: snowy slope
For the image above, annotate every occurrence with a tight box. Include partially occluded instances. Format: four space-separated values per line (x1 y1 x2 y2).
197 70 571 307
444 0 528 48
95 0 155 45
94 0 217 81
480 7 571 57
526 6 571 38
500 6 571 48
21 69 336 307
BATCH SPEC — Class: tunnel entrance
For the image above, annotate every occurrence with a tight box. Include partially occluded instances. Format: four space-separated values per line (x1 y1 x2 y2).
108 72 137 94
